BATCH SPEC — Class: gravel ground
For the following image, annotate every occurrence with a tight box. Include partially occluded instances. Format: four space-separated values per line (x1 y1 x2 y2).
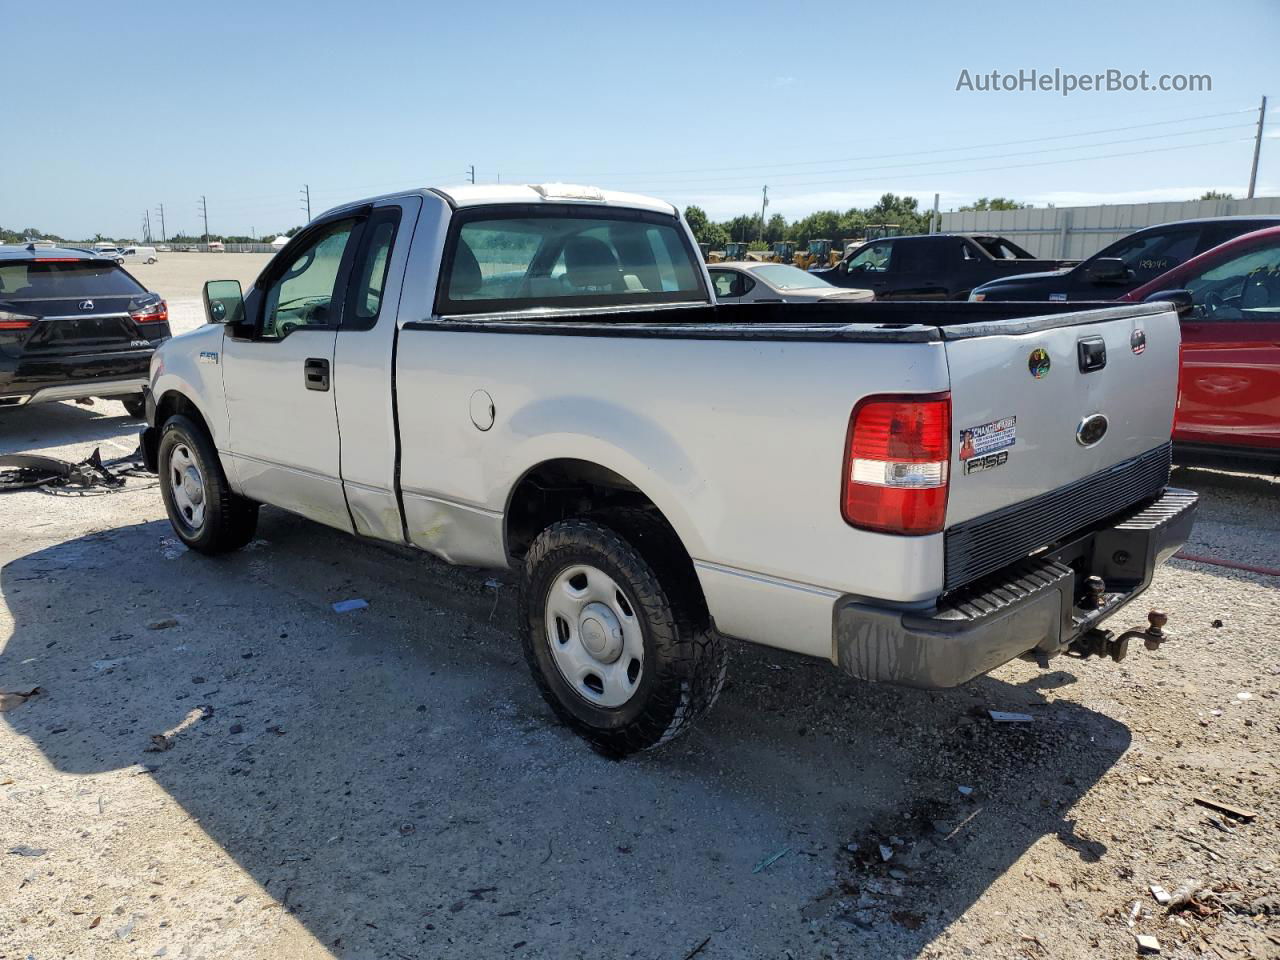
1 260 1277 958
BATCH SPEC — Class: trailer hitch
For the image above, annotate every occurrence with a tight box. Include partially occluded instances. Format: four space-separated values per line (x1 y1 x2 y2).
1070 609 1170 663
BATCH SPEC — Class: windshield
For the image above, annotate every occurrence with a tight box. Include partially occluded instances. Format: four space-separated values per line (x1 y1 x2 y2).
0 261 145 300
440 210 705 314
752 264 831 290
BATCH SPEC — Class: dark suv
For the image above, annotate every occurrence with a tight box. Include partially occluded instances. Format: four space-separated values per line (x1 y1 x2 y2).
0 244 169 417
971 216 1280 302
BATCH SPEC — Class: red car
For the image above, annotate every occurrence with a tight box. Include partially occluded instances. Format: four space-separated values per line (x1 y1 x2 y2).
1122 226 1280 459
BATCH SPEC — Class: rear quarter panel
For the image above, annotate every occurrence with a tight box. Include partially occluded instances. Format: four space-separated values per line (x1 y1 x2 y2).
394 330 953 635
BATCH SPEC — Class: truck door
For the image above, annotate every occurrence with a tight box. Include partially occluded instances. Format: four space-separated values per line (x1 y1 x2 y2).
886 236 951 300
332 196 421 541
838 240 895 296
1176 239 1280 451
221 214 362 532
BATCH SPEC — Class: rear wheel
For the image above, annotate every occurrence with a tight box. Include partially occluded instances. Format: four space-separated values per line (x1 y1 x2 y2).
519 511 727 756
158 414 257 554
121 395 146 419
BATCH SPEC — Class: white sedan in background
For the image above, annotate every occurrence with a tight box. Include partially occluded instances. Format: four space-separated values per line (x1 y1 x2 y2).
708 261 874 303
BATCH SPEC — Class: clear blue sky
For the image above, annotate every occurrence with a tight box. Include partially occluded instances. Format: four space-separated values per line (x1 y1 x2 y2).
4 0 1277 239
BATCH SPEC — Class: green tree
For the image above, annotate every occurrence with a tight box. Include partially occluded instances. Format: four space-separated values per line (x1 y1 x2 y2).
1198 190 1234 201
763 213 788 244
959 197 1028 211
684 205 729 249
721 214 763 243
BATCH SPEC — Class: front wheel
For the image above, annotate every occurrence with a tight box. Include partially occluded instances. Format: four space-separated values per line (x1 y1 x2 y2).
158 414 258 554
519 513 727 756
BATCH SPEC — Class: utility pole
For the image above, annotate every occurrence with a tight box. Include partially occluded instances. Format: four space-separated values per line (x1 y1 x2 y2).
1248 95 1267 199
930 193 940 234
467 165 476 184
300 184 311 221
758 186 768 244
143 210 152 242
198 196 209 247
154 203 166 242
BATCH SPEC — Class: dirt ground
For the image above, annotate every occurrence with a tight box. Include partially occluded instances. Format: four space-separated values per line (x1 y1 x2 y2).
1 258 1277 959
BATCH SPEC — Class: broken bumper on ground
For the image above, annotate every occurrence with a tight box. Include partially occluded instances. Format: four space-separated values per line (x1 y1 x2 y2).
833 487 1199 688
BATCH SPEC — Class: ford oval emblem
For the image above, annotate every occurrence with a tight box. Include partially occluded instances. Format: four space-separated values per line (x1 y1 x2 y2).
1076 413 1109 447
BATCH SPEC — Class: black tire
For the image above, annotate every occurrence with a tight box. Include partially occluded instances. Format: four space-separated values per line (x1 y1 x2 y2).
157 414 258 554
121 395 146 419
519 510 727 757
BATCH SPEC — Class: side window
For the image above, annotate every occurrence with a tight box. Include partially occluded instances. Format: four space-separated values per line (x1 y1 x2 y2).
343 209 402 330
847 240 893 273
741 275 757 294
711 271 743 298
1185 243 1280 321
1096 229 1199 283
261 219 356 339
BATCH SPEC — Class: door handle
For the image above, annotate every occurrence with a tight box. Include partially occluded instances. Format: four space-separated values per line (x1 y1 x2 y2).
304 357 330 391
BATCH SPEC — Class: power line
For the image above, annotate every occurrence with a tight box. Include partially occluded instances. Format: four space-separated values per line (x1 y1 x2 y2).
595 122 1256 190
512 108 1260 182
644 136 1253 197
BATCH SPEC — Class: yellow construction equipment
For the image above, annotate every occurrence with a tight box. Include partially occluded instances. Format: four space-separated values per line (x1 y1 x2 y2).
794 239 835 270
768 241 796 263
723 242 750 261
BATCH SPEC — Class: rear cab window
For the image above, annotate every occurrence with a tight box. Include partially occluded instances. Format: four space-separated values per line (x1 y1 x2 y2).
437 206 707 315
0 260 145 300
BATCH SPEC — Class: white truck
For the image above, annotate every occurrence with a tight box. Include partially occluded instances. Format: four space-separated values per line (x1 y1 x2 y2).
141 183 1198 755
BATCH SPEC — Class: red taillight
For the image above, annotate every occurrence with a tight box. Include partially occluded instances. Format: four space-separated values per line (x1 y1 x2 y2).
130 300 168 325
0 312 35 331
842 392 951 535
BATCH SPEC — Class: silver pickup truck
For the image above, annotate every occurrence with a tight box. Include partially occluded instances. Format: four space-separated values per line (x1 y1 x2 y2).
141 183 1197 755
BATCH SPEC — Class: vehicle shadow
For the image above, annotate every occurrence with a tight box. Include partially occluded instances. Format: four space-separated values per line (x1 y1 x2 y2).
0 400 143 456
1 513 1131 958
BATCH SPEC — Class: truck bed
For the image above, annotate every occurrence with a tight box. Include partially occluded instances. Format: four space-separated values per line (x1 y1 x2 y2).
407 299 1172 342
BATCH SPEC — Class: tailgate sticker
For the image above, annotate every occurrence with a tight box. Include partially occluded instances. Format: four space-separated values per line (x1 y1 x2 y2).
959 415 1016 461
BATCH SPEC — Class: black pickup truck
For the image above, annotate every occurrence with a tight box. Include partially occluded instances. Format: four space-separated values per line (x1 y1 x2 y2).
816 233 1067 301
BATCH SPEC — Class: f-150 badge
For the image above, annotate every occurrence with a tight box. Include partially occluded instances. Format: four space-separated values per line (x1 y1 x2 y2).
199 351 219 365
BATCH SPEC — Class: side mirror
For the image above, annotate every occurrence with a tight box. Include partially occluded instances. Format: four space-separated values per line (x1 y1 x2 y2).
203 279 244 326
1142 288 1195 320
1085 257 1129 284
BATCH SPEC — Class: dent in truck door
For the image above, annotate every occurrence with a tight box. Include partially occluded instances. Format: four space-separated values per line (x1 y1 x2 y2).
221 216 360 533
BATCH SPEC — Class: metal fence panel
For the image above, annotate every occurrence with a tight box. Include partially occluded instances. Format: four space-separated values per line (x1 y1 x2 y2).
938 196 1280 259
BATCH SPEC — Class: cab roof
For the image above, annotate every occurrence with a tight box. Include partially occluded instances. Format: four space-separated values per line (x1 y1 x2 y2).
321 184 679 220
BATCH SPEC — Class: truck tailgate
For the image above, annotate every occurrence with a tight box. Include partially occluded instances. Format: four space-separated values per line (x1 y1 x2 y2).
942 304 1180 580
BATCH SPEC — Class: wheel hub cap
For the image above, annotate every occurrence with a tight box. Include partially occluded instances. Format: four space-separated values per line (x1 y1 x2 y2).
181 467 204 505
579 602 623 663
544 563 644 708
